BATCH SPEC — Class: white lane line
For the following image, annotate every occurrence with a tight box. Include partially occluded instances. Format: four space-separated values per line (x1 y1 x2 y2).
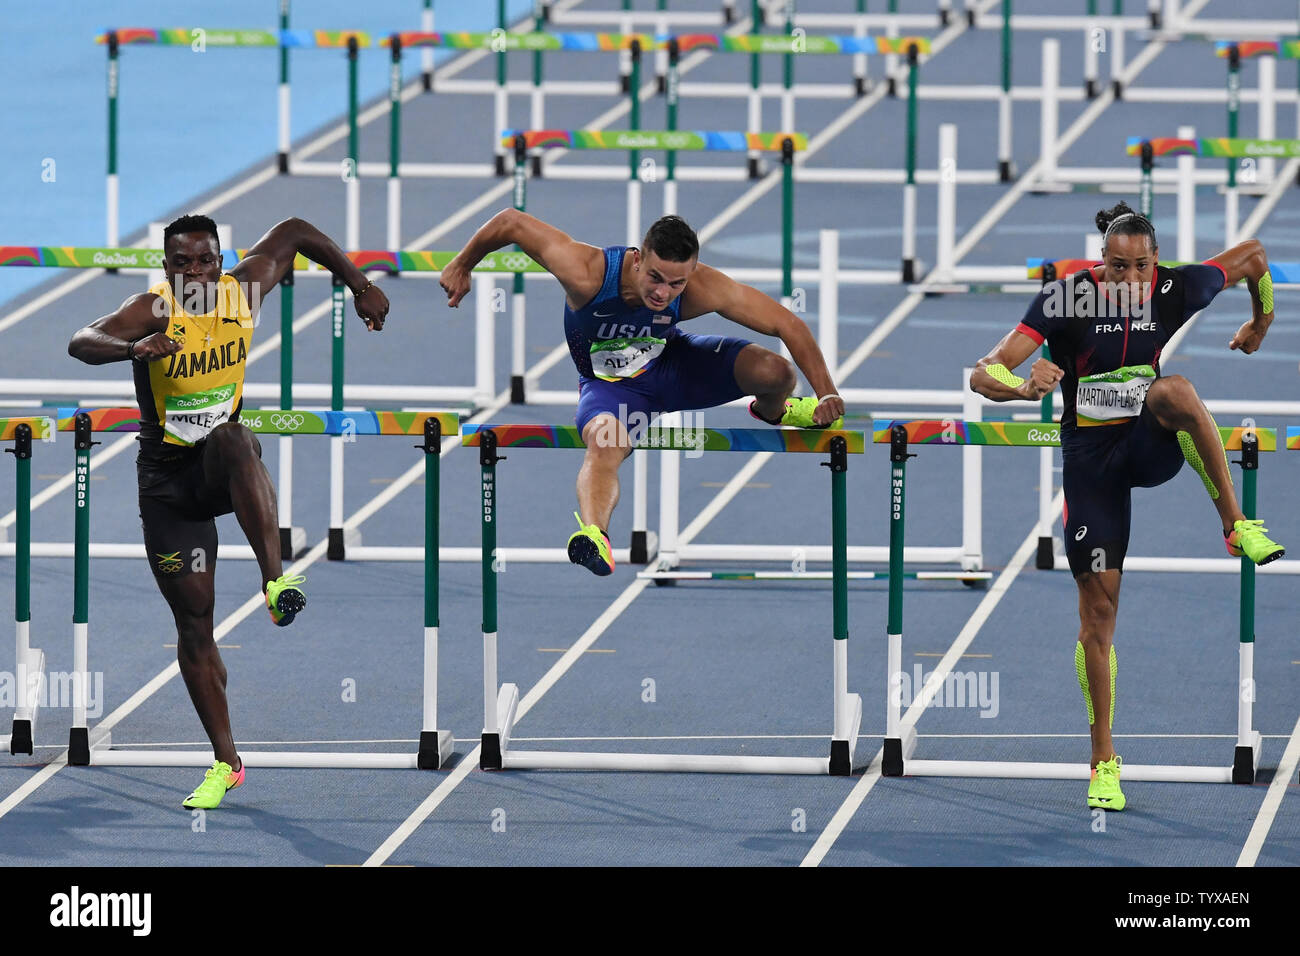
801 499 1057 868
1236 711 1300 867
802 0 1225 867
364 577 651 867
363 10 987 868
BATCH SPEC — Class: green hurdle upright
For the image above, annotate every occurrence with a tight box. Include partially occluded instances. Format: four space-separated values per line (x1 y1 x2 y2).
465 423 864 775
876 419 1272 785
1 418 52 755
44 408 457 770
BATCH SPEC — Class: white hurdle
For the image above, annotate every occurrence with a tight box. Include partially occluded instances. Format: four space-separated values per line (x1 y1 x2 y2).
879 420 1269 785
471 422 863 775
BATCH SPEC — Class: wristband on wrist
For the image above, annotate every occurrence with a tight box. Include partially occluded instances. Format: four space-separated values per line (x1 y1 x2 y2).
817 394 843 404
352 279 374 297
126 338 139 361
985 363 1026 389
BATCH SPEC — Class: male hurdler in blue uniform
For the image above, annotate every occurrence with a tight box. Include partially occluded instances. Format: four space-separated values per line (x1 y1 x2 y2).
441 213 845 576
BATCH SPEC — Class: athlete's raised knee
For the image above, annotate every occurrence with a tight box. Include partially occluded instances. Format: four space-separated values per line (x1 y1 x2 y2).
207 421 261 461
1145 374 1199 422
738 345 796 395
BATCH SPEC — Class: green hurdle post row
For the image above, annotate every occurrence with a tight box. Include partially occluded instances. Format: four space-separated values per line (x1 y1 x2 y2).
0 408 457 769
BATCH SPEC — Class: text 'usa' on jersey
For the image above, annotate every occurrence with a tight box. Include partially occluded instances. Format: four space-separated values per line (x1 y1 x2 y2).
564 246 684 382
1015 262 1227 434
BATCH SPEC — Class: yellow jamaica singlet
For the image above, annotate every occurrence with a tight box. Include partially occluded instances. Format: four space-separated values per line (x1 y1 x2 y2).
137 275 253 447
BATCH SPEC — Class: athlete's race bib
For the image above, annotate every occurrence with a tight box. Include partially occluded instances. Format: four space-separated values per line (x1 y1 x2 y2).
1076 365 1156 427
590 337 666 382
164 382 237 446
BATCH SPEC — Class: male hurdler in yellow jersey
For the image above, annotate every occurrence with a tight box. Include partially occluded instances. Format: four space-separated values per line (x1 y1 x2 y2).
69 214 390 808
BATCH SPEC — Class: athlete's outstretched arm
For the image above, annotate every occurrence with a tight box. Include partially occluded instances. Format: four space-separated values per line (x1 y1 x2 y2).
970 329 1062 402
1208 239 1274 353
68 293 178 366
681 263 842 417
229 217 389 329
440 209 604 310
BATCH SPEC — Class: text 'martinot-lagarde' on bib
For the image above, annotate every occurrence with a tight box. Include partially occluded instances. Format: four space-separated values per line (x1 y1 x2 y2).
145 274 253 446
1075 364 1156 427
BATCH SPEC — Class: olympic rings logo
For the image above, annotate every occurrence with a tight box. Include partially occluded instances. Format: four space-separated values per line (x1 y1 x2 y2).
271 413 305 431
499 253 529 271
144 251 165 268
662 133 690 149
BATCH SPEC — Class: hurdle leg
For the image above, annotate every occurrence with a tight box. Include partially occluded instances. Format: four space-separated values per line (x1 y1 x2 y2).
883 425 917 775
6 425 42 755
961 368 984 571
475 276 497 408
69 415 100 765
828 436 861 775
417 418 453 769
479 430 519 770
1177 124 1196 263
652 413 683 578
1232 433 1263 783
328 279 360 559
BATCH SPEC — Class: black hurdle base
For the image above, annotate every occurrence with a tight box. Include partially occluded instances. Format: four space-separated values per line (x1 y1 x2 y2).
829 740 852 776
9 719 32 756
480 733 503 770
417 730 454 770
630 530 658 565
68 727 90 766
999 159 1016 182
1036 536 1055 570
510 375 526 404
1232 745 1256 784
882 737 904 777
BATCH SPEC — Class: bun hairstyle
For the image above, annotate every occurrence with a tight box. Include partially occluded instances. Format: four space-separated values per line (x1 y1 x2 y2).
1096 201 1157 253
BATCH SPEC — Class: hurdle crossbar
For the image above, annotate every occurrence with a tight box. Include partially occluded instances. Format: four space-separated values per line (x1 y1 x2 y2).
876 421 1268 784
29 410 458 770
466 424 863 775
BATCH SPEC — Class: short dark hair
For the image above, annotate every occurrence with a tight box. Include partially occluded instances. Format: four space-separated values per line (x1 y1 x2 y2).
641 215 699 263
1095 201 1156 254
163 214 220 254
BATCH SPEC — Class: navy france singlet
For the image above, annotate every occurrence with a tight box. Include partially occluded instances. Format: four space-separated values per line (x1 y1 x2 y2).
1016 262 1227 441
564 246 684 382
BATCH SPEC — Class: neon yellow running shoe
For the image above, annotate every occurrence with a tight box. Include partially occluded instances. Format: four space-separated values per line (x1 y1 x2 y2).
566 512 614 576
751 396 844 430
1225 519 1285 565
182 759 245 809
1087 755 1126 811
266 573 307 627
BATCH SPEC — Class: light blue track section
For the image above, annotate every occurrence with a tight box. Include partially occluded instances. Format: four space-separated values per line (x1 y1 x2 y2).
0 0 535 304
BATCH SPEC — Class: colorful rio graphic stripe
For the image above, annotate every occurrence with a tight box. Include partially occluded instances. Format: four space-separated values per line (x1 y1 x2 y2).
2 409 458 437
1287 427 1300 451
97 29 930 55
0 246 542 274
874 420 1276 451
1214 39 1300 59
500 129 807 152
0 418 55 442
463 424 865 453
1125 136 1300 159
1025 258 1300 283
